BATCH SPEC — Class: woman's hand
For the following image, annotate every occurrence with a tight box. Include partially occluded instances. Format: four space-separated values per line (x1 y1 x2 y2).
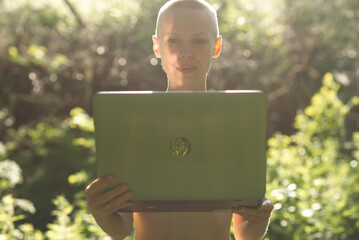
233 197 273 224
85 175 134 219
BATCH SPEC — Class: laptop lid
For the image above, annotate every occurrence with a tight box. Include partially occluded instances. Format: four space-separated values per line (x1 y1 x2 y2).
93 91 267 212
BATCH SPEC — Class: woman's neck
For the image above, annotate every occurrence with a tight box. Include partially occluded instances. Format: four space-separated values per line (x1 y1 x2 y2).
166 77 207 91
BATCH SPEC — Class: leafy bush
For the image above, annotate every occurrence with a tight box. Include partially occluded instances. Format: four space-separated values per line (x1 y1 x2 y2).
265 73 359 240
0 109 117 239
1 107 96 229
0 170 112 239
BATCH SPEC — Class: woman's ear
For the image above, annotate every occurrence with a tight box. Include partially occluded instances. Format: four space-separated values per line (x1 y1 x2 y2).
152 35 161 58
212 36 223 58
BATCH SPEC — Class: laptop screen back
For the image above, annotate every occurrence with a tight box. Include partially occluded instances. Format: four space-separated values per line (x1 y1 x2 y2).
93 91 267 210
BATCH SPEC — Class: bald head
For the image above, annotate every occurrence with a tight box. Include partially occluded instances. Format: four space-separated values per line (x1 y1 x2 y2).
155 0 219 40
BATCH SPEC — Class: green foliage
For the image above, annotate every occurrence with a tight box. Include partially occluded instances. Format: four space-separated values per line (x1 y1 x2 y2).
0 107 97 231
266 73 359 239
0 158 39 239
0 108 111 239
0 194 37 239
46 195 79 240
68 170 89 186
45 195 109 240
0 171 109 240
0 160 22 190
7 44 67 71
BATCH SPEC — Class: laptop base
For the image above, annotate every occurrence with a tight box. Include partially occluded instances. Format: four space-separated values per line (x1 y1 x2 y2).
118 199 262 212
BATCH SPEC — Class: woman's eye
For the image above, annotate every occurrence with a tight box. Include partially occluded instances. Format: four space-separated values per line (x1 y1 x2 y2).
194 39 206 44
168 39 178 44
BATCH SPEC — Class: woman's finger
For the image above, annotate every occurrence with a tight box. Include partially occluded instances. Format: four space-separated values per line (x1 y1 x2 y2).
99 183 129 204
102 190 135 213
85 175 114 198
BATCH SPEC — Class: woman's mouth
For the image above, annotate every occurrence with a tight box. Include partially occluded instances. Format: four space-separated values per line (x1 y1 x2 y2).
176 67 197 73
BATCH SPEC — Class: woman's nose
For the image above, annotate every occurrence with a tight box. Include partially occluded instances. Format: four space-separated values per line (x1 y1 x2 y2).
179 44 194 58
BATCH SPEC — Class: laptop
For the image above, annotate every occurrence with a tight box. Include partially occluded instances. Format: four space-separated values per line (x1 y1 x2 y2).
93 91 267 212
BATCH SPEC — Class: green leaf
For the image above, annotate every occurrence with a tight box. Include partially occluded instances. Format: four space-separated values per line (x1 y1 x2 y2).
68 170 89 186
0 160 23 188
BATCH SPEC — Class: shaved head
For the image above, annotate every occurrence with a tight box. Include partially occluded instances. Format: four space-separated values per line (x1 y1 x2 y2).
152 0 223 91
155 0 219 39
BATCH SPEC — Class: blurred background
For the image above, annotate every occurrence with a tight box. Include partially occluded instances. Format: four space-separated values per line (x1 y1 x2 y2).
0 0 358 239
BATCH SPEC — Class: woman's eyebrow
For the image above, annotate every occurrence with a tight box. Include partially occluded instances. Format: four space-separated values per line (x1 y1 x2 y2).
163 32 209 36
193 32 208 36
164 33 180 36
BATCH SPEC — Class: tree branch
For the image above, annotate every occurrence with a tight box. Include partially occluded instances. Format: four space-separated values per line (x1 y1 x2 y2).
63 0 86 28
